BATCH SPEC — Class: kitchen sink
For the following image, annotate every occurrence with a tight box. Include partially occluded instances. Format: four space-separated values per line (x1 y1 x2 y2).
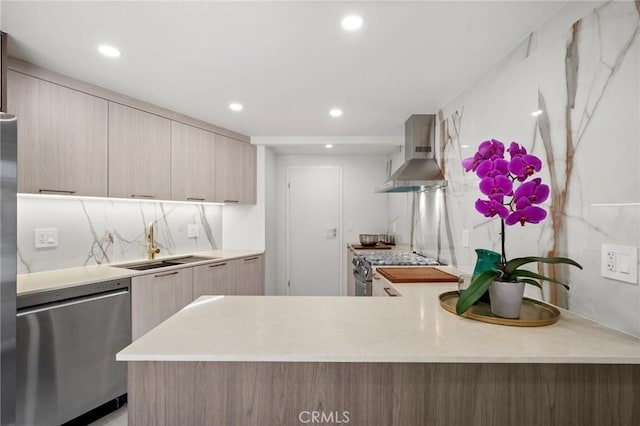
115 256 219 271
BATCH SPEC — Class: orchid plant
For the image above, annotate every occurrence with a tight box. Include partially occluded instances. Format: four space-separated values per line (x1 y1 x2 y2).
456 139 582 315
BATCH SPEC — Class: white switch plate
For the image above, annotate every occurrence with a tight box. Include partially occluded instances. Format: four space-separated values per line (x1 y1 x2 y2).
462 229 469 247
34 228 58 248
187 224 198 238
601 244 637 284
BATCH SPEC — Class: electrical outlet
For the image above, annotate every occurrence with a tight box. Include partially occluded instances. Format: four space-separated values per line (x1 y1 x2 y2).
187 224 198 238
34 228 58 248
601 244 638 284
606 251 616 272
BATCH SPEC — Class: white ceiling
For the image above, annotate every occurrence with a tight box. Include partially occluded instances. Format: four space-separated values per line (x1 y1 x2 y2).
2 1 564 138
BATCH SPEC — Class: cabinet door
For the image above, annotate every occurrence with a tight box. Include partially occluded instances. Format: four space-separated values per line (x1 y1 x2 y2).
372 274 398 297
241 142 257 204
108 102 171 200
8 71 108 196
236 255 264 295
171 121 217 202
215 135 243 203
192 261 238 299
131 268 193 340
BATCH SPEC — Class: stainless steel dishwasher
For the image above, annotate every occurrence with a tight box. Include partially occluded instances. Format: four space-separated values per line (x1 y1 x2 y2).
16 278 131 426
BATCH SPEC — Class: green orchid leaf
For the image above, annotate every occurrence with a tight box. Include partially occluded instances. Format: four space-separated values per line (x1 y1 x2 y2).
455 270 499 315
518 278 542 289
505 256 582 275
509 269 570 290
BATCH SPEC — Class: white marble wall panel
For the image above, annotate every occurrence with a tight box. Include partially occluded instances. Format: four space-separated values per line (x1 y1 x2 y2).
17 196 222 273
416 1 640 336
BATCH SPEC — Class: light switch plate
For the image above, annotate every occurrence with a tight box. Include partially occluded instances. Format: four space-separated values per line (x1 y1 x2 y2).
462 229 469 248
187 224 198 238
35 228 58 248
601 244 638 284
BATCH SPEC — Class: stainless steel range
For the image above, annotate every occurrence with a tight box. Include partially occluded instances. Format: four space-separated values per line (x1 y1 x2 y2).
352 252 440 296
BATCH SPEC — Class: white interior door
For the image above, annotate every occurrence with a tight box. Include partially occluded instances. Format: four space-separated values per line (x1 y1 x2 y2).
287 166 342 296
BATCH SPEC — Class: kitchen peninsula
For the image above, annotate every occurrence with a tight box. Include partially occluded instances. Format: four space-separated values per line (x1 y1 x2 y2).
117 271 640 426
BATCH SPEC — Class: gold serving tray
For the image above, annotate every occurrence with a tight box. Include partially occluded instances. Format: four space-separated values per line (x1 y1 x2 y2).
439 291 561 327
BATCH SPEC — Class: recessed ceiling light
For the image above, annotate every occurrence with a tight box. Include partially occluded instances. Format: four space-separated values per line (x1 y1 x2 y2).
461 145 471 149
325 144 333 149
229 103 243 111
531 110 543 117
98 45 121 58
341 15 363 31
329 108 343 118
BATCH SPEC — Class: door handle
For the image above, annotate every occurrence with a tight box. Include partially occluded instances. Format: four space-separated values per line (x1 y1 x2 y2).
383 287 397 297
154 271 179 278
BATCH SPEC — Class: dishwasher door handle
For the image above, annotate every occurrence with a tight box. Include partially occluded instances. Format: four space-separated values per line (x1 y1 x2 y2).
17 290 130 317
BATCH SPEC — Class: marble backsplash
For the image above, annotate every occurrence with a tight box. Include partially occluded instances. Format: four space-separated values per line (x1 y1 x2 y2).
415 1 640 336
17 195 223 274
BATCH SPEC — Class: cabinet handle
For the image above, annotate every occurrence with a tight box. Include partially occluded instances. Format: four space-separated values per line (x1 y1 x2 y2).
187 197 205 201
224 200 239 203
154 271 179 278
372 273 380 280
244 257 258 262
39 189 76 195
383 287 397 297
208 263 227 268
131 194 155 199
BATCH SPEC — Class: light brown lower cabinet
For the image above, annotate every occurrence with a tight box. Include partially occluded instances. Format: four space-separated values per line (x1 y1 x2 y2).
372 273 398 297
131 268 193 340
236 255 264 295
131 255 265 340
192 261 238 299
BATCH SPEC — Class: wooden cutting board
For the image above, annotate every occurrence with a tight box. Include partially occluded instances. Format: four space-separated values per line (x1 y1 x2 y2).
376 267 459 283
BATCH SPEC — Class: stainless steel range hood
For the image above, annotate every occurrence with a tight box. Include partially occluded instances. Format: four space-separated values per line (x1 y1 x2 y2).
376 114 447 193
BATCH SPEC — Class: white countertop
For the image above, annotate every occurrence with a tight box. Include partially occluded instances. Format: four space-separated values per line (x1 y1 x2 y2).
17 249 264 296
117 267 640 364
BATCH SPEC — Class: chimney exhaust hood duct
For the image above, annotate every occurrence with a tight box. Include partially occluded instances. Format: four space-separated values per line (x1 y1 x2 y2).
376 114 447 193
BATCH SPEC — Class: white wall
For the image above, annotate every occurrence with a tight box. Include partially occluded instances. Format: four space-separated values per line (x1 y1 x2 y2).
264 146 278 295
389 1 640 336
274 154 389 295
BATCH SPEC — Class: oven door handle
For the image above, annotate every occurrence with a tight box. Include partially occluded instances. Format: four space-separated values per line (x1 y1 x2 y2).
353 270 369 283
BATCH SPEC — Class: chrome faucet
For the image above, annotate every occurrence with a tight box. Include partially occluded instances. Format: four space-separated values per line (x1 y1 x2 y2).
146 222 160 260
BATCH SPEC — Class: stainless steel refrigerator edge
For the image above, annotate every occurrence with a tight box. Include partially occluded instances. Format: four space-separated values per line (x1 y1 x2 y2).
0 113 17 426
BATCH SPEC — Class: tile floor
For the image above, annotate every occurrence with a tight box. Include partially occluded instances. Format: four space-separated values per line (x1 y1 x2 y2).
88 405 128 426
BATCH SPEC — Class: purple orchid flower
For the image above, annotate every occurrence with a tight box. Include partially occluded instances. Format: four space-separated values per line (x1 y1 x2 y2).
505 206 547 226
462 139 505 172
479 175 512 202
513 178 549 209
475 199 509 219
507 142 527 158
508 154 542 181
476 158 509 178
462 152 484 172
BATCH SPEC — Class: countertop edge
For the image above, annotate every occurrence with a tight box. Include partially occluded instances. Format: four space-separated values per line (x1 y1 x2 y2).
17 249 265 296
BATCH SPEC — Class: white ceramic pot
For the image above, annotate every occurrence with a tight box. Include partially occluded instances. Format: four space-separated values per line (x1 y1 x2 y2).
489 280 525 318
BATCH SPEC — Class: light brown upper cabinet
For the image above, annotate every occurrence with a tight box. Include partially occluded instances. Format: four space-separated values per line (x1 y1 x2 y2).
215 135 244 203
8 71 108 196
215 135 257 204
241 142 257 204
108 102 171 200
171 121 217 202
